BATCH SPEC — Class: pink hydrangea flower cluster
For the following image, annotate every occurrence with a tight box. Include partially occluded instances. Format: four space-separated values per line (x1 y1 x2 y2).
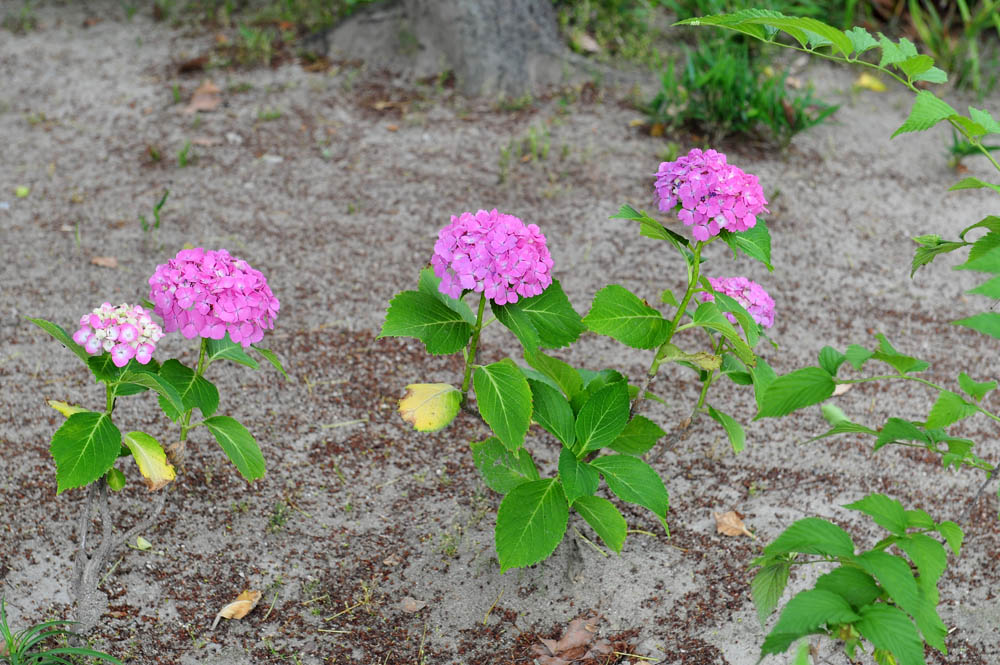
148 248 279 348
431 209 554 306
72 302 164 367
698 276 775 329
654 148 769 242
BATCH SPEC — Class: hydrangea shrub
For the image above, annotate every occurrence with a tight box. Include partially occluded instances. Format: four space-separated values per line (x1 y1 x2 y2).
382 151 776 571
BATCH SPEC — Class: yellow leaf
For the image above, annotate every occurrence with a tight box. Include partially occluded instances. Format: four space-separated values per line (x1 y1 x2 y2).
48 400 87 418
211 589 262 630
855 73 887 92
123 431 176 491
398 383 461 432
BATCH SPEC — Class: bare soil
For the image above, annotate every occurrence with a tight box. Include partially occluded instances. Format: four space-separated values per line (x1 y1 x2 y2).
1 4 999 665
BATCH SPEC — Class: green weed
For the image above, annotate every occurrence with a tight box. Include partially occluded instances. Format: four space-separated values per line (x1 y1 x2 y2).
177 141 193 168
908 0 1000 95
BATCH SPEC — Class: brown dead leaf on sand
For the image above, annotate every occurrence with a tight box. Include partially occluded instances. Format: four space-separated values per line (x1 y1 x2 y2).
714 510 754 538
832 383 852 396
400 596 426 613
185 80 221 114
90 256 118 268
211 589 262 629
531 612 615 665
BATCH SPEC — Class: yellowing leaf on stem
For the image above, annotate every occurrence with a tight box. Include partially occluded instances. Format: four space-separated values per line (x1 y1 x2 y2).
123 431 176 491
48 400 87 418
212 589 262 630
398 383 461 432
714 510 754 538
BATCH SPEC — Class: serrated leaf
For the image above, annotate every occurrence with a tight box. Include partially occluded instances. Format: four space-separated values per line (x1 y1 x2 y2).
875 417 930 450
925 390 977 428
854 604 926 665
609 415 665 455
757 367 835 418
751 560 790 625
119 369 184 417
524 350 583 400
958 372 997 402
418 267 476 324
750 356 776 413
516 279 585 349
953 312 1000 339
379 290 473 355
905 509 936 530
844 344 874 370
711 292 761 348
251 345 288 380
205 334 259 370
398 383 461 432
201 416 265 482
969 106 1000 135
718 220 773 271
815 566 881 610
612 204 690 248
845 26 878 55
572 495 626 553
653 342 721 373
936 520 962 556
966 274 1000 298
471 437 539 494
951 114 988 139
48 400 87 418
898 54 934 79
692 302 755 365
913 66 947 83
583 285 669 349
590 454 669 528
761 589 861 656
892 90 959 137
28 317 91 366
50 412 122 494
122 431 176 491
158 359 219 420
947 176 1000 195
844 493 908 535
856 550 947 651
706 405 745 453
496 479 569 572
764 518 855 558
474 359 533 451
897 533 947 586
529 379 575 447
802 419 879 445
911 240 965 277
574 381 630 453
558 447 599 504
960 217 1000 242
961 242 1000 271
492 301 540 354
818 346 846 375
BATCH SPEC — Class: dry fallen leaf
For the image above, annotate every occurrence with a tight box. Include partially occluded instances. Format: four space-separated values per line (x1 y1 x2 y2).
714 510 754 538
383 554 401 566
90 256 118 268
855 72 887 92
185 80 222 114
191 136 222 146
572 31 601 53
531 612 613 665
400 596 426 613
211 589 262 630
386 124 399 132
832 383 852 396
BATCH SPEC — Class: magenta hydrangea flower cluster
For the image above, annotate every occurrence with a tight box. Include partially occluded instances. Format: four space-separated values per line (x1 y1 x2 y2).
698 276 775 329
148 248 279 348
72 302 164 367
431 209 554 306
654 148 769 242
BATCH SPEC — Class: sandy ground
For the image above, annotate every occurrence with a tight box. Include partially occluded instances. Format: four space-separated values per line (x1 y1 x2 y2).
1 3 999 664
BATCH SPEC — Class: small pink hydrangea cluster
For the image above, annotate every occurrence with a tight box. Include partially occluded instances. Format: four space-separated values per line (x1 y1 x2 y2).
654 148 769 242
698 276 775 329
432 209 554 306
148 248 279 348
72 302 164 367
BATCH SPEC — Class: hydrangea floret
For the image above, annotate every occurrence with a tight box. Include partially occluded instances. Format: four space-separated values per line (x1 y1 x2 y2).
148 247 280 348
431 208 554 305
72 302 164 367
655 148 768 241
698 276 775 328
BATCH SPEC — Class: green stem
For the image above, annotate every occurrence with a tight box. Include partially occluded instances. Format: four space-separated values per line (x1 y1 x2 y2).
105 383 114 415
630 242 704 415
460 294 487 403
837 373 1000 424
178 339 209 443
692 337 726 418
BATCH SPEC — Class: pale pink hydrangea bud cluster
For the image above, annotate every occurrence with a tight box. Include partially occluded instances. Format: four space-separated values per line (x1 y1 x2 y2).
698 276 775 329
148 248 279 348
72 302 164 367
431 208 554 306
655 148 769 242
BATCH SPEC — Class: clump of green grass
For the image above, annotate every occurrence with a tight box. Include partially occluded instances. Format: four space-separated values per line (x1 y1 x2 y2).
0 597 122 665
